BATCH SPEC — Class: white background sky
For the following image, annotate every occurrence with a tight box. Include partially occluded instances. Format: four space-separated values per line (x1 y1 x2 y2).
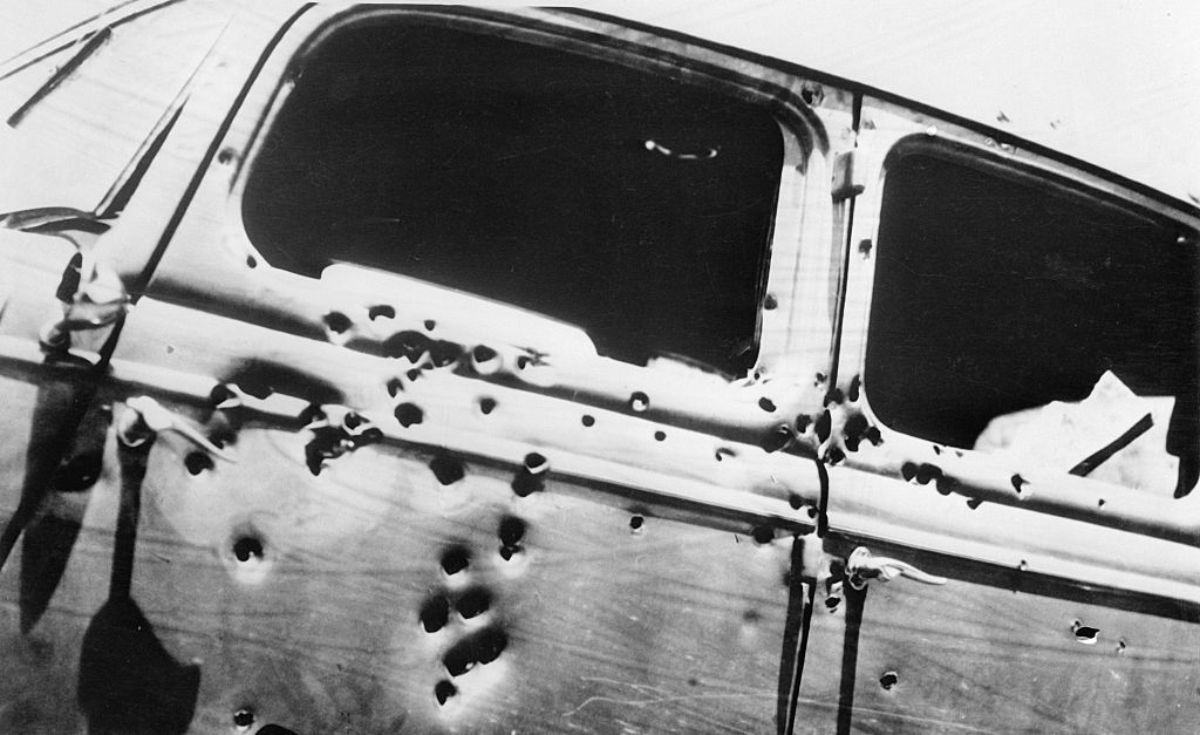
2 0 1198 202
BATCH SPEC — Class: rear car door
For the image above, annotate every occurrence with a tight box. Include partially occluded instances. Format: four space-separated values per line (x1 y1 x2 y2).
793 97 1200 732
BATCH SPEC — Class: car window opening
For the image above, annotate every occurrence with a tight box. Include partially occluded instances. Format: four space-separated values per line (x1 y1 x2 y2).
242 21 784 377
867 152 1199 496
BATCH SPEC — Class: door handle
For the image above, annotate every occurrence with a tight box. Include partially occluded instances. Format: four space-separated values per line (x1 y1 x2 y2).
117 396 234 462
845 546 947 590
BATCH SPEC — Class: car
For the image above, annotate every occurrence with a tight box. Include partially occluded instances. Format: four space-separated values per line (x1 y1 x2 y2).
1 2 1198 733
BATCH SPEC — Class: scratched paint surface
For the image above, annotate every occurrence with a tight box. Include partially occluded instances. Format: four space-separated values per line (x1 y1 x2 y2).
793 567 1200 734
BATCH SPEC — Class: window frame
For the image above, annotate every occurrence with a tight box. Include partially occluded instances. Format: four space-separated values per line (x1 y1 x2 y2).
195 5 836 381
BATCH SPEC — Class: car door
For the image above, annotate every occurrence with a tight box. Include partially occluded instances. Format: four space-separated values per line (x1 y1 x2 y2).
26 5 849 732
790 97 1200 732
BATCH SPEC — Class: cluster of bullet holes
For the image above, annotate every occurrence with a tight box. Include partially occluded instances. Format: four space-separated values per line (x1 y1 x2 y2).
419 588 493 633
432 629 510 705
420 543 510 708
512 453 548 497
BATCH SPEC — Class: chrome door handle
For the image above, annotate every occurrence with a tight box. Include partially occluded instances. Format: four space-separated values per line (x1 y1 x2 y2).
117 396 235 461
846 546 947 590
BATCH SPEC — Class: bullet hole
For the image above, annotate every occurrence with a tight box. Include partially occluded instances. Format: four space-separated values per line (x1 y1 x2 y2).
843 413 869 451
826 446 845 465
511 473 541 497
759 397 777 412
915 463 942 485
395 403 423 427
443 627 508 676
824 592 841 612
1017 559 1028 571
901 462 918 481
429 455 465 486
865 426 882 446
629 391 650 413
715 447 736 462
824 388 845 406
653 430 666 442
788 493 803 510
217 147 236 164
406 369 422 382
434 680 457 705
382 331 429 361
233 536 263 563
184 451 214 476
456 588 491 619
763 294 778 310
471 345 501 374
800 84 822 105
815 372 827 384
1117 639 1127 654
629 515 645 531
245 255 258 269
1072 620 1100 645
879 671 899 690
479 397 496 415
857 239 873 258
498 545 521 561
815 411 832 443
581 414 595 427
233 708 255 729
386 378 404 397
807 507 818 519
966 498 983 509
1097 498 1106 508
441 547 470 575
368 305 395 320
1011 473 1028 495
761 424 793 453
752 525 774 544
795 414 811 433
498 516 527 547
323 311 352 334
420 596 451 633
429 340 461 367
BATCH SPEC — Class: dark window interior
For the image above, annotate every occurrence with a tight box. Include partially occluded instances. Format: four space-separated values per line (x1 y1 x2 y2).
242 21 784 376
867 152 1198 465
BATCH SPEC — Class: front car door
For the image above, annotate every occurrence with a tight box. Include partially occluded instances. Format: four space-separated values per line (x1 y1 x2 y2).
6 4 847 732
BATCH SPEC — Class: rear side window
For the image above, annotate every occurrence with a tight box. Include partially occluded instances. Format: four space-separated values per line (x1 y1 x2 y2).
866 152 1198 488
242 21 785 376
